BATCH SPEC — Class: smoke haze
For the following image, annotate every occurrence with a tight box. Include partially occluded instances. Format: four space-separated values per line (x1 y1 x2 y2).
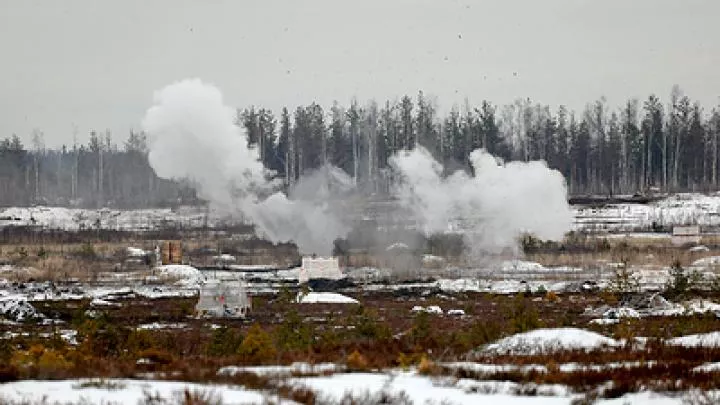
142 79 350 255
390 147 573 257
142 79 573 259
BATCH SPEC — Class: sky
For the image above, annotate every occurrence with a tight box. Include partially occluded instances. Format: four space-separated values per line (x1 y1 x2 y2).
1 0 719 148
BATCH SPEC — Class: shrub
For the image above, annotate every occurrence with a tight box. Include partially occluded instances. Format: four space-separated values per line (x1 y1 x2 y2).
206 327 243 357
37 350 73 375
237 324 277 363
346 350 369 371
410 311 432 345
274 309 314 352
76 243 96 259
545 291 559 303
353 307 390 342
509 294 541 333
417 355 436 375
137 348 174 365
665 260 700 298
608 264 640 295
37 246 48 259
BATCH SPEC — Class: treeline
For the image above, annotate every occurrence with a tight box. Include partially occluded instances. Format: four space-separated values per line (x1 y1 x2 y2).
2 85 720 208
241 86 720 196
0 131 196 208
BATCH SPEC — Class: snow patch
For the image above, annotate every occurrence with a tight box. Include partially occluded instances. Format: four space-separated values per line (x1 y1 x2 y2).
483 328 619 355
297 292 358 304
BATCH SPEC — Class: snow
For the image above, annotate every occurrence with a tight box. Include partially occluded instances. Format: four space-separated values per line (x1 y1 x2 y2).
213 254 236 262
691 256 720 267
447 309 465 316
667 331 720 348
602 307 641 319
126 247 148 257
573 192 720 233
0 295 41 321
218 362 341 377
482 328 619 355
137 322 187 330
90 298 120 307
692 362 720 372
291 370 689 405
410 305 444 314
155 264 204 286
296 292 358 304
0 379 281 405
0 206 244 232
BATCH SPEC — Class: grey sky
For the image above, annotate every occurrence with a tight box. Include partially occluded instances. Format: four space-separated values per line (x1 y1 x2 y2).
1 0 719 147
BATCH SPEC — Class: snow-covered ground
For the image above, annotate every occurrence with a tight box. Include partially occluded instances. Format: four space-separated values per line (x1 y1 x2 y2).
296 292 358 304
290 370 702 405
482 328 620 355
2 192 720 234
0 379 287 405
1 374 710 405
573 193 720 232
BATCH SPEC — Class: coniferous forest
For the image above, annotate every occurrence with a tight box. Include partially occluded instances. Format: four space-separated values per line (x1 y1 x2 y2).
2 85 720 208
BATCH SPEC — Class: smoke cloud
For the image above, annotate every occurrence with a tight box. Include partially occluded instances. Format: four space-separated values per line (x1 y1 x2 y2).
389 147 573 257
142 79 572 259
142 79 349 255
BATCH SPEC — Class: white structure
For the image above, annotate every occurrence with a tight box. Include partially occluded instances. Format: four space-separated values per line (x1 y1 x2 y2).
672 225 701 246
195 280 251 318
298 256 343 284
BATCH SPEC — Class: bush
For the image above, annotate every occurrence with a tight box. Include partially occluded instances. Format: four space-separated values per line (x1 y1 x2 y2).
417 355 436 375
608 264 640 295
274 309 314 352
237 324 277 363
665 260 700 298
346 350 369 371
545 291 559 303
137 348 174 365
206 327 243 357
508 294 541 333
76 243 96 259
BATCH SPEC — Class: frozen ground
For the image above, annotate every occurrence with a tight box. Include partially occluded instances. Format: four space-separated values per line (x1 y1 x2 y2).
2 192 720 234
0 379 288 405
0 375 707 405
0 205 242 232
573 192 720 232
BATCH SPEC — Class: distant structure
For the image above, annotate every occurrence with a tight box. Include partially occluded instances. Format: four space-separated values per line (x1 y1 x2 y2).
161 241 183 265
195 280 251 318
298 256 343 284
671 225 701 246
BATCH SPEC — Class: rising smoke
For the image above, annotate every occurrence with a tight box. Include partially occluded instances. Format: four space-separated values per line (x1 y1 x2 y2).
142 79 573 259
142 79 350 255
389 147 573 258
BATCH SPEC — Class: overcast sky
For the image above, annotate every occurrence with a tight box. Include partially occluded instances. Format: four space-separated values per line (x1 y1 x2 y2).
2 0 719 147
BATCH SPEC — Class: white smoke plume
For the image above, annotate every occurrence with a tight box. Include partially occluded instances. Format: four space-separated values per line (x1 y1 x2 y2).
142 79 573 259
389 147 573 257
142 79 350 255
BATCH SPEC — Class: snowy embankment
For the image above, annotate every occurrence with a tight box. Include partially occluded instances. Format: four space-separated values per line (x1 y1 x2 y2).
0 294 42 322
155 264 205 286
482 328 620 355
573 192 720 232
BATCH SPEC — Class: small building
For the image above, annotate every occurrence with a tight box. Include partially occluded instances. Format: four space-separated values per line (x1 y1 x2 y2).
298 256 344 284
195 280 251 318
672 225 701 246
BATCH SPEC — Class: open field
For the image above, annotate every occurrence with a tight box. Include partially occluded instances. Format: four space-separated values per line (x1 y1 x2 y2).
2 195 720 404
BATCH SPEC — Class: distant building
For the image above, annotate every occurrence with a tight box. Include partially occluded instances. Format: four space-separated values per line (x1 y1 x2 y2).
298 256 344 284
195 280 251 318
